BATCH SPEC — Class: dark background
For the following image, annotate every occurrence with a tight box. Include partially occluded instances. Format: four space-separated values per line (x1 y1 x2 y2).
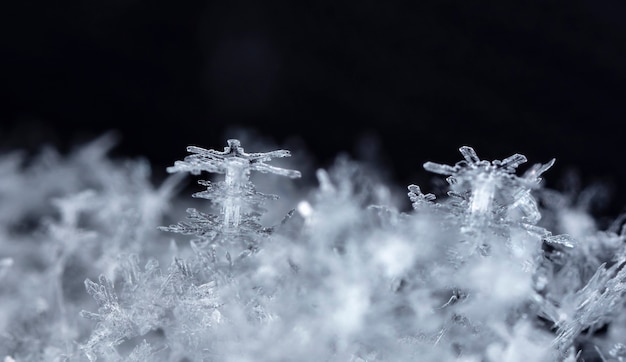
1 1 626 217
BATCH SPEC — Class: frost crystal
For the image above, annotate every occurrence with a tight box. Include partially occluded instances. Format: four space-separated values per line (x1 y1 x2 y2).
80 275 134 361
423 146 554 227
161 139 301 259
407 184 436 209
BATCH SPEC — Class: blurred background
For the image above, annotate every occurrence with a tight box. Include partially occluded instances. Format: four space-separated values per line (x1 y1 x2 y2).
1 1 625 217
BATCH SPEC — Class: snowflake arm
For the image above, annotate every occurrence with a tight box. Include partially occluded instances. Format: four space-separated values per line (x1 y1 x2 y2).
166 139 301 178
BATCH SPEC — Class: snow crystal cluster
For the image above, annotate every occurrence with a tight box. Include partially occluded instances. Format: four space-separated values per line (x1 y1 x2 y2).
1 135 626 361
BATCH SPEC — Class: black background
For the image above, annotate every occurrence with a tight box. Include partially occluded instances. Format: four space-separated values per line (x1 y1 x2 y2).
2 1 626 217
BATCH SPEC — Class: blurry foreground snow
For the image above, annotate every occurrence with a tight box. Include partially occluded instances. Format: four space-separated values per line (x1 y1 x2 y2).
0 135 625 361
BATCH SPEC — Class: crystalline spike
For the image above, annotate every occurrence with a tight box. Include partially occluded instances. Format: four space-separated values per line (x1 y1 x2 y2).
83 278 102 301
167 159 221 175
524 159 556 180
251 162 302 178
423 161 456 175
544 234 575 249
186 145 211 155
500 153 528 169
245 149 294 162
540 158 556 173
459 146 480 163
407 185 436 207
78 310 101 321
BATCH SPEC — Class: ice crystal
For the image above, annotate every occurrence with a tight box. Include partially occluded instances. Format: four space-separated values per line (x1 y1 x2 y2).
407 184 436 209
423 146 554 225
160 139 301 260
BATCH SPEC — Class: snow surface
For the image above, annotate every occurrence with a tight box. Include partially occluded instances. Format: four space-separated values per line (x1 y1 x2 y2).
0 135 625 361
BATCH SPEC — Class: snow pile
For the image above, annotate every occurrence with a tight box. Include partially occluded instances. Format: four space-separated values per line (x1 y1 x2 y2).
0 135 625 361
